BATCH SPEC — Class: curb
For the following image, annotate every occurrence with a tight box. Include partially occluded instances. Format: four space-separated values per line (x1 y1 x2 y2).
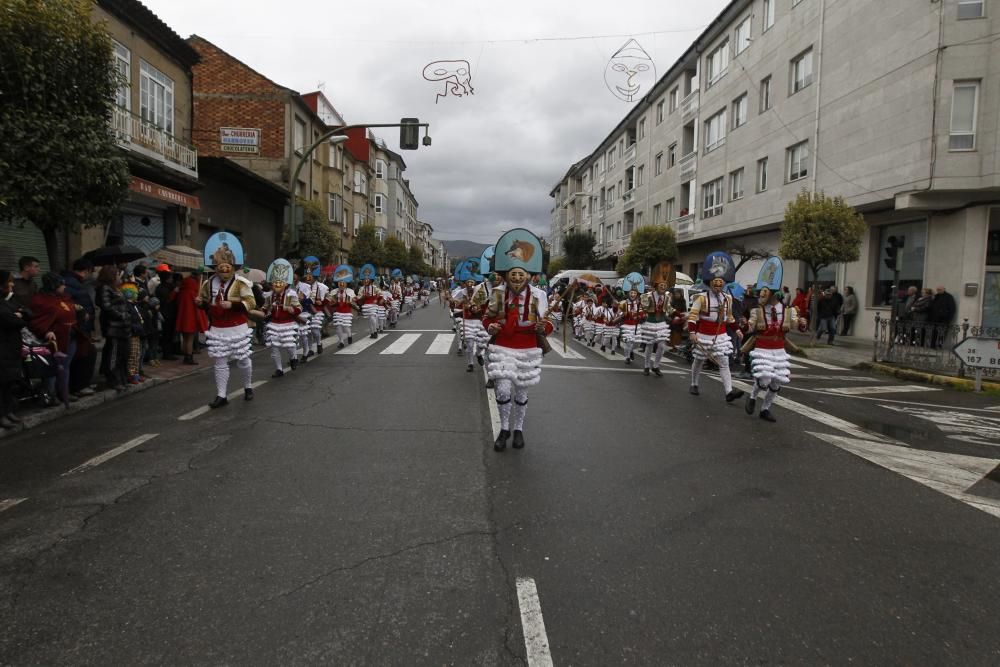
857 361 1000 394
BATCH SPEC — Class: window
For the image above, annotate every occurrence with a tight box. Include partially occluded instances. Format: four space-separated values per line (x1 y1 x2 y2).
618 180 623 198
950 81 979 150
791 48 814 94
113 41 130 110
665 198 675 221
654 152 663 176
669 86 679 112
397 199 404 215
668 143 677 168
608 148 616 168
730 168 745 200
873 220 927 306
759 76 773 113
328 193 343 223
374 194 385 214
635 211 643 229
375 227 386 242
637 165 645 186
757 157 768 192
354 170 368 194
653 203 662 225
703 177 724 218
763 0 775 30
735 17 751 54
638 117 646 140
732 93 748 129
704 109 727 153
619 139 625 156
787 141 809 181
705 40 729 88
293 117 306 154
375 159 386 179
958 0 985 19
656 100 665 124
328 144 341 169
139 60 174 134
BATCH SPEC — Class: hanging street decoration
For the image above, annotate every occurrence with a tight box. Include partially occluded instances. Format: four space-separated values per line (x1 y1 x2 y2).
422 60 475 103
604 38 656 103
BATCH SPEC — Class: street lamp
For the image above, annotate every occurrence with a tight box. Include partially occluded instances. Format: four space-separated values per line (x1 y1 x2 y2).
288 120 432 246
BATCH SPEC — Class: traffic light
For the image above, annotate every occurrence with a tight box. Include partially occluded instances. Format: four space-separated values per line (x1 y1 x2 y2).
400 118 420 150
884 235 904 271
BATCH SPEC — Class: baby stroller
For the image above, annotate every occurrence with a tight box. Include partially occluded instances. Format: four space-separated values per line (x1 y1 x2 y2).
19 329 70 407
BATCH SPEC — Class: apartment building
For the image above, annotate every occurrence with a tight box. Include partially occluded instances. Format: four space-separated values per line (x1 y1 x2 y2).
552 0 1000 335
301 91 350 264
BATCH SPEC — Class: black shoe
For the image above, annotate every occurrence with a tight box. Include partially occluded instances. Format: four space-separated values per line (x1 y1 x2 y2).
245 388 254 401
494 429 510 452
290 357 299 371
725 389 745 403
5 413 22 423
317 343 324 354
209 396 228 409
337 342 345 349
182 355 198 365
272 369 284 378
610 349 616 355
457 348 463 356
486 379 495 389
477 354 484 366
601 345 606 352
745 395 756 414
643 368 650 376
512 431 525 449
760 410 776 422
625 357 631 365
689 385 700 395
0 417 15 429
306 351 314 358
348 336 353 345
652 368 662 377
467 364 474 372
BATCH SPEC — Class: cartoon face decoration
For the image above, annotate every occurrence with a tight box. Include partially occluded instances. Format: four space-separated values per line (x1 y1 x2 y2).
422 60 474 104
507 267 529 292
605 39 656 103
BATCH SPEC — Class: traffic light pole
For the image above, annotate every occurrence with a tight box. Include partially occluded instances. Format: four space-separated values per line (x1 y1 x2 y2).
287 121 430 247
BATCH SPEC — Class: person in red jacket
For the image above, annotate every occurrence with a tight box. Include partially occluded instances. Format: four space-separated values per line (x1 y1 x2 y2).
174 269 208 365
264 259 301 377
196 234 257 408
482 229 553 452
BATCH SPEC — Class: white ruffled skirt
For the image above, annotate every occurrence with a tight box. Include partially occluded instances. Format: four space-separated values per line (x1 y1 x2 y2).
691 331 734 360
265 321 299 349
750 347 792 385
307 312 325 334
331 311 353 327
461 318 491 345
362 303 380 319
207 323 254 361
621 323 643 344
486 345 543 387
640 320 671 344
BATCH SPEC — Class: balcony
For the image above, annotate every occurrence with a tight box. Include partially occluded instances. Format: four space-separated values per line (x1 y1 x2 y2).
679 151 697 182
622 188 635 208
674 214 696 239
624 143 637 164
111 105 198 178
681 90 699 122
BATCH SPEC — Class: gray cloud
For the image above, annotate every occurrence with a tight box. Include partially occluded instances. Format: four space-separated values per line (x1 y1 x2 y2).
148 0 729 242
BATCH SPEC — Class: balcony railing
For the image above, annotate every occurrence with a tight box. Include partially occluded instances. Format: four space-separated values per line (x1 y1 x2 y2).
681 90 699 121
679 151 697 182
675 214 696 238
622 188 634 207
624 143 637 164
111 105 198 178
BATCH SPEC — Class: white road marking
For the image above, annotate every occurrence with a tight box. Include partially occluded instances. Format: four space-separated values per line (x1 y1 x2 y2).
808 432 1000 519
797 374 888 382
826 385 941 396
0 498 27 513
549 341 585 360
542 364 683 375
572 337 655 364
516 577 554 667
483 365 500 440
985 406 1000 412
62 433 159 476
793 356 849 371
335 333 385 355
788 362 808 369
878 404 1000 448
426 333 455 354
177 380 268 421
387 329 453 333
380 333 421 355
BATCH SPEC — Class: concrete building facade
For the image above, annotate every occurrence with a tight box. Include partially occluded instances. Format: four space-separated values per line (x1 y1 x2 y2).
551 0 1000 335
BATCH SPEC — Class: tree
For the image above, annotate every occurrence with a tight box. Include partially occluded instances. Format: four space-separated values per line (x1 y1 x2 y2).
727 240 772 272
382 236 408 270
0 0 131 269
615 225 678 276
779 190 866 284
349 223 384 267
546 256 566 275
562 230 598 269
406 244 426 274
281 198 339 263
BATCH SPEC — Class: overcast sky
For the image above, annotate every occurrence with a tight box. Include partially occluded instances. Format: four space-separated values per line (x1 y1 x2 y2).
145 0 729 243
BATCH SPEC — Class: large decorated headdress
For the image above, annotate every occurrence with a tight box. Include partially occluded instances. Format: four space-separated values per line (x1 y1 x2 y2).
391 268 403 280
755 257 783 292
493 228 543 274
359 263 377 282
650 261 677 289
479 245 496 275
454 258 482 283
267 258 294 287
622 271 645 294
204 232 244 269
302 255 321 278
333 264 354 284
700 251 736 284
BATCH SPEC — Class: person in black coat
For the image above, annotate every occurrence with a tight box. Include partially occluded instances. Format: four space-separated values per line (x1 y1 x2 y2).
96 265 130 390
0 270 27 428
929 286 957 348
61 258 98 396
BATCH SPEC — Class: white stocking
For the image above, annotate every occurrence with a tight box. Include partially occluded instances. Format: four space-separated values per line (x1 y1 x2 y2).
719 362 733 394
237 357 253 389
270 347 283 372
213 358 229 398
691 358 704 386
495 380 512 431
511 387 528 431
761 379 781 412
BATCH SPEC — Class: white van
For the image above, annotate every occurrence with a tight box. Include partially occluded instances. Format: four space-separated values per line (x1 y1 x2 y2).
549 270 620 289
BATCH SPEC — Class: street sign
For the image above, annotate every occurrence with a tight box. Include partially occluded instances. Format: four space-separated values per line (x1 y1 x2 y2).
952 336 1000 392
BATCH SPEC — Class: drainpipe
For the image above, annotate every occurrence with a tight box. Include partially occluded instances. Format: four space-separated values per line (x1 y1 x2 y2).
810 0 828 194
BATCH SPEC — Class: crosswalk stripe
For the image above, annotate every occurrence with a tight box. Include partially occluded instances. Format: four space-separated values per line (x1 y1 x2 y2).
381 333 421 354
426 333 455 354
549 341 585 359
788 362 807 369
0 498 27 514
335 334 384 355
826 384 941 396
793 357 848 371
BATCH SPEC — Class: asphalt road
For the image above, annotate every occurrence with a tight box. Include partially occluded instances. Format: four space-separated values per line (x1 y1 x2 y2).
1 299 999 665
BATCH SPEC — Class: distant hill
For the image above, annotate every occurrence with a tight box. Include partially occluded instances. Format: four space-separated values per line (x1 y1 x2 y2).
442 240 489 261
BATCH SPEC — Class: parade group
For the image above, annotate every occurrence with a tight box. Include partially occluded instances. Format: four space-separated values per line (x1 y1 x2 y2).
195 227 802 453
